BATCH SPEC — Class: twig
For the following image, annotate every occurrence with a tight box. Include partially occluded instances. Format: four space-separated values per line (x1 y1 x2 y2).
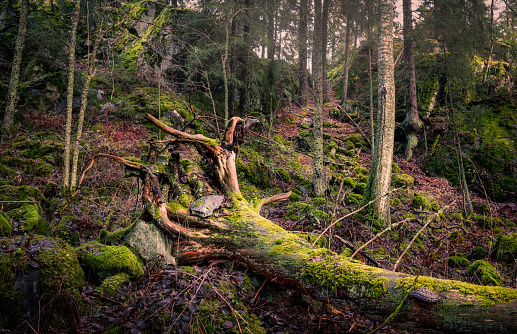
334 235 381 268
0 200 40 203
312 187 401 247
392 204 451 272
252 279 267 306
350 218 410 260
336 104 372 147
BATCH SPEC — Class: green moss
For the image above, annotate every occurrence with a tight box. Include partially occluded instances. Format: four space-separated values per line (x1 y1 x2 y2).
78 241 143 282
36 238 85 297
0 185 45 203
289 192 300 201
392 173 414 188
447 256 469 268
0 164 18 179
391 162 401 174
343 177 357 188
56 215 79 246
276 167 291 182
0 236 84 328
345 193 363 205
196 299 266 334
466 260 501 286
302 259 388 299
390 198 402 206
0 249 27 328
8 204 48 235
324 141 339 157
412 194 431 210
0 211 13 236
312 197 326 206
236 158 250 177
493 233 517 264
98 222 136 245
96 273 129 297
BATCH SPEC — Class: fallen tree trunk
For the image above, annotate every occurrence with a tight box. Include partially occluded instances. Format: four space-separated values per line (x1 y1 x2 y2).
85 114 517 333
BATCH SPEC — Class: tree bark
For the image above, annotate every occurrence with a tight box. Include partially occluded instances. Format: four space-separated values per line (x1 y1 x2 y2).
2 0 28 132
71 18 103 189
321 0 330 100
402 0 422 161
63 0 81 188
312 0 325 197
298 0 309 107
341 14 351 104
361 0 395 223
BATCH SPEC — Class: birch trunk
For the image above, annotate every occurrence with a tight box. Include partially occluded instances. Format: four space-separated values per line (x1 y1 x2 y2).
361 0 395 223
63 0 81 188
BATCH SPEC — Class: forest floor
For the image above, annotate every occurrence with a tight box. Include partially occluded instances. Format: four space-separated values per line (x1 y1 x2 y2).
3 91 517 333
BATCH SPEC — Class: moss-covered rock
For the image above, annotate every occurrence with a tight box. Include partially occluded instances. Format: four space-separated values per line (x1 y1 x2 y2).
0 185 45 209
493 233 517 264
55 215 79 246
126 220 176 266
78 241 143 282
447 256 469 268
0 211 13 236
276 166 291 183
392 173 415 188
0 236 84 329
96 273 129 297
345 193 363 205
8 204 48 235
412 194 431 210
466 260 501 286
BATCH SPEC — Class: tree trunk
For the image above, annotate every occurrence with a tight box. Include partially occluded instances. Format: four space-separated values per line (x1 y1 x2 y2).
85 115 517 334
341 14 351 104
361 0 395 223
367 0 375 150
482 0 495 84
71 19 103 189
321 0 330 100
2 0 28 132
312 0 325 197
298 0 309 107
402 0 422 161
63 0 81 188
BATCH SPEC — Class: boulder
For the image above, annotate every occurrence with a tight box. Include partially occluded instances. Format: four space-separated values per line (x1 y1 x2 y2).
127 219 176 266
189 194 225 218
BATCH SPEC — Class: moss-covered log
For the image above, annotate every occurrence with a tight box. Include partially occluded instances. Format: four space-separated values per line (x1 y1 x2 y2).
85 115 517 333
163 202 517 334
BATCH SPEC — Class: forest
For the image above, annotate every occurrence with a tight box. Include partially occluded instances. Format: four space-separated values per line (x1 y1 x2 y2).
1 0 517 332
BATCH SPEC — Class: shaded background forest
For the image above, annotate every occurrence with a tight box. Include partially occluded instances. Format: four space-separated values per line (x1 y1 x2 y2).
1 0 517 332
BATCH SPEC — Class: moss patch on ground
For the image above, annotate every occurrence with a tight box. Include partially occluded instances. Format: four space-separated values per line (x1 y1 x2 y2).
96 273 129 297
493 233 517 264
466 260 502 286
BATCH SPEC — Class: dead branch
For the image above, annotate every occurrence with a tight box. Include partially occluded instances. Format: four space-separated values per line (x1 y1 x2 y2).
257 191 292 213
